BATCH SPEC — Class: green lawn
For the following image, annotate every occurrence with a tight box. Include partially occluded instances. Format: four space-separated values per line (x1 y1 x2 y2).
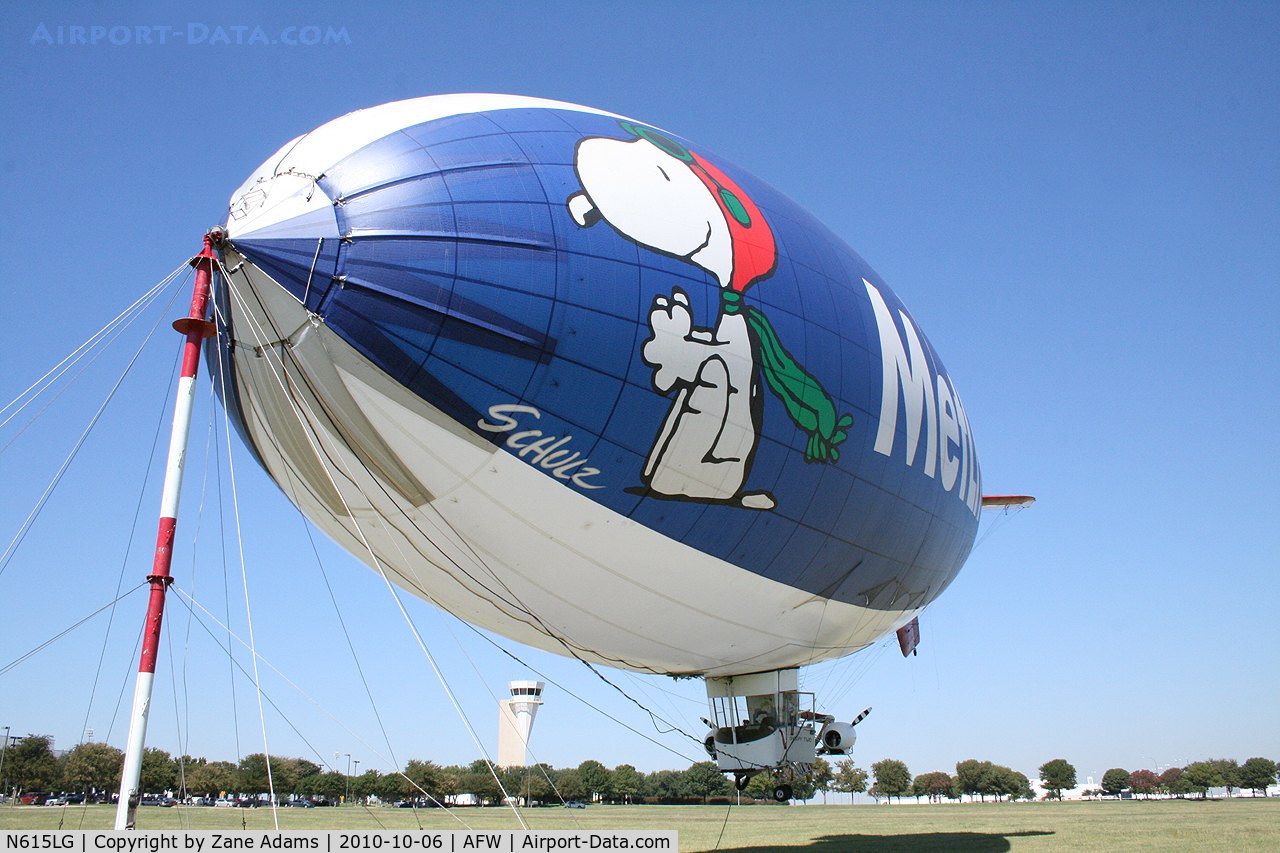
3 798 1278 852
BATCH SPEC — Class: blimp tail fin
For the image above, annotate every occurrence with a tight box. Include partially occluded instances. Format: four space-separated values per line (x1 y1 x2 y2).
981 495 1036 509
896 617 920 657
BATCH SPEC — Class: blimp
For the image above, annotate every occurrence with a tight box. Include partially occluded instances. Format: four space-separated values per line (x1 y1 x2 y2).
209 94 1021 798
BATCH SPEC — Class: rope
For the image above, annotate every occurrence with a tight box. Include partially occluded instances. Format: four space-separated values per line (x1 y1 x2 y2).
282 467 405 775
210 351 244 764
302 237 324 307
0 276 186 579
0 262 187 430
578 658 703 746
215 256 862 811
712 802 733 850
105 618 146 744
216 256 716 782
216 260 657 677
165 587 352 781
0 582 147 676
207 281 481 814
176 383 223 813
274 465 470 816
168 584 472 827
218 271 529 823
451 618 701 765
77 343 182 753
973 503 1026 550
165 600 191 828
217 269 280 829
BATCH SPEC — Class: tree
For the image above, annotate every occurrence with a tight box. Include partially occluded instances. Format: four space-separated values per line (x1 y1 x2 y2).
460 760 502 805
556 771 587 802
402 759 443 803
375 770 405 803
831 759 868 802
440 768 461 802
611 764 643 804
1209 759 1240 796
62 742 123 795
290 759 322 793
643 769 681 801
351 769 383 804
172 755 204 799
954 760 985 801
1129 769 1160 799
577 760 612 802
1038 759 1076 800
237 754 297 799
789 771 817 802
743 773 773 800
912 772 952 803
1160 766 1190 798
870 759 912 803
184 761 237 799
493 765 523 803
138 747 176 795
1239 758 1278 796
305 770 348 802
679 762 729 802
7 736 61 793
1183 761 1224 798
519 765 553 805
1101 768 1130 797
809 758 834 803
1011 771 1035 801
977 764 1022 802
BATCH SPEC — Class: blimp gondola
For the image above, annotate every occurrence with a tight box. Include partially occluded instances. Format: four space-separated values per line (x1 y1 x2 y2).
209 94 999 796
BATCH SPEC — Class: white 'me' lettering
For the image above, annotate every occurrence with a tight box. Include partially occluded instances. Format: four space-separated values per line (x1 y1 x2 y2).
864 279 980 516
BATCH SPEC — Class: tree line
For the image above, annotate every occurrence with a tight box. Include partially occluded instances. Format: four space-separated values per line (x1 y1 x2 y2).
857 757 1280 803
852 759 1035 803
0 736 777 805
1038 757 1280 800
4 735 1276 805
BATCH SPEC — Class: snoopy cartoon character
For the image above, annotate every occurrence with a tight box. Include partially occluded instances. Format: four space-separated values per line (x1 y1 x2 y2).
567 121 851 510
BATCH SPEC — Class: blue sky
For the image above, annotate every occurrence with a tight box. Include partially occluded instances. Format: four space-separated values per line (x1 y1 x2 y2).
2 1 1277 795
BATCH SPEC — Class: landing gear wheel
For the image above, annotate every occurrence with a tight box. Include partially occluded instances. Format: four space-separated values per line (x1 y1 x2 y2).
734 774 751 791
772 784 792 802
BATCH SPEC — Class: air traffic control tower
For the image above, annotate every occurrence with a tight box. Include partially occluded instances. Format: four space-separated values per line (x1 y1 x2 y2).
498 681 545 767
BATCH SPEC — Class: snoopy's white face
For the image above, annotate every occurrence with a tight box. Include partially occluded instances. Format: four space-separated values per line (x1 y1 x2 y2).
570 137 732 287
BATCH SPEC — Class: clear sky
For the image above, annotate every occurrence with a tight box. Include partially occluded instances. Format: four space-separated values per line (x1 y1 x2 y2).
2 1 1277 795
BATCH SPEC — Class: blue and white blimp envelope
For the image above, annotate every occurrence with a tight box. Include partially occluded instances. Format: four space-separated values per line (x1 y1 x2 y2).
214 94 982 680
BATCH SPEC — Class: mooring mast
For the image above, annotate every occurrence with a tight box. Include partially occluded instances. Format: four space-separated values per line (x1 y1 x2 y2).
114 231 220 830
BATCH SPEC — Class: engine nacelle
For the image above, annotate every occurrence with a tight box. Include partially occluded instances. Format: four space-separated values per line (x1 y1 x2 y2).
818 721 857 753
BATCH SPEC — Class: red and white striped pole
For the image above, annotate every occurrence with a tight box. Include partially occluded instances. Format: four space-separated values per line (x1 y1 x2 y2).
114 231 220 830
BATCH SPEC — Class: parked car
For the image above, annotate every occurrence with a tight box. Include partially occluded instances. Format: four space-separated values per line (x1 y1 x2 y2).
213 799 234 808
20 793 49 805
140 796 177 807
286 799 314 808
563 801 586 809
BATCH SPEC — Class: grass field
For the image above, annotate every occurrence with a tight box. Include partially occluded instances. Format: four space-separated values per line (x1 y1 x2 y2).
3 798 1278 852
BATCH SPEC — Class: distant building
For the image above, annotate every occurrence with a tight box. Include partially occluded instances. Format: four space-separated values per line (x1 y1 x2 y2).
497 681 545 767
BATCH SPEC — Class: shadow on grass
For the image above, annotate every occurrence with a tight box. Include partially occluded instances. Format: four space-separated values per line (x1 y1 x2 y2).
717 830 1055 852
